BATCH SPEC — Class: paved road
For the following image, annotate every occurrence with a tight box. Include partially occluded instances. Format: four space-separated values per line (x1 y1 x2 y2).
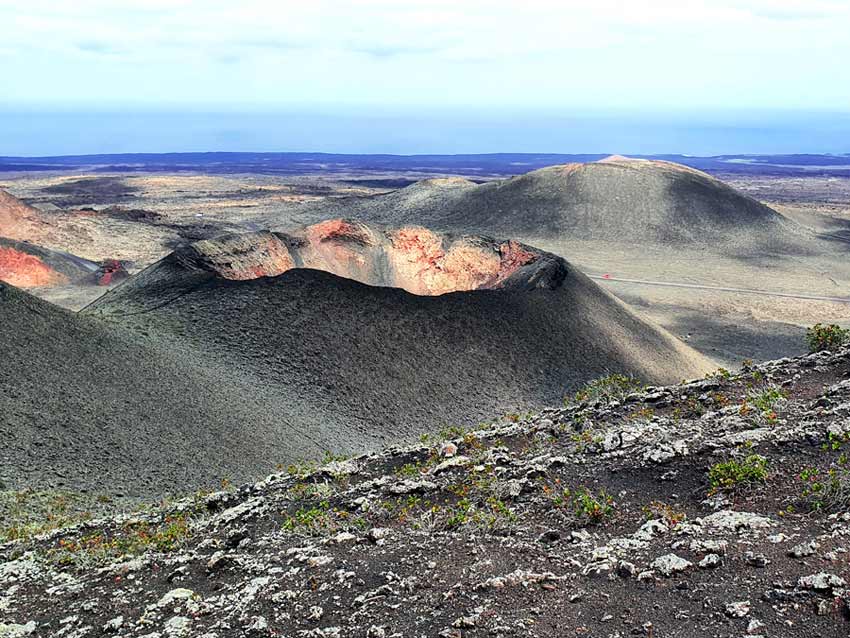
589 275 850 304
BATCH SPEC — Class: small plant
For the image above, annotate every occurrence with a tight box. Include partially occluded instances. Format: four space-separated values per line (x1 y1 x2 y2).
551 486 614 525
48 514 193 567
707 367 732 381
570 374 645 405
642 501 686 529
800 433 850 512
0 490 94 543
570 429 602 454
439 425 467 441
801 464 850 513
395 462 425 478
282 500 363 535
708 455 769 492
630 406 655 421
806 323 849 353
745 385 787 422
283 459 318 479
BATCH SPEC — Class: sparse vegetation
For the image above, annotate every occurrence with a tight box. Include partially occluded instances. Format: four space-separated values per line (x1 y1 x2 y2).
546 484 614 525
740 385 787 423
48 514 193 567
569 373 645 406
0 490 96 543
706 367 732 381
708 454 769 492
806 323 849 353
642 501 686 529
800 434 850 512
282 500 366 536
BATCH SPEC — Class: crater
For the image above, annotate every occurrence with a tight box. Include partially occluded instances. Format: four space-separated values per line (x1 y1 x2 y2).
180 220 560 296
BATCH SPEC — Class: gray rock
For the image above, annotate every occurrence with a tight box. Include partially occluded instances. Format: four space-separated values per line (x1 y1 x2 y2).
725 600 750 617
650 554 692 577
788 540 819 558
798 572 846 591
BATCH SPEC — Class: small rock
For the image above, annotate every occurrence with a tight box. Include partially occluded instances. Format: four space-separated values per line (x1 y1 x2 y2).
163 616 191 638
389 480 437 495
103 616 124 633
744 552 769 567
798 572 846 591
700 510 774 532
699 554 721 569
725 601 751 618
788 540 819 558
156 588 195 609
367 528 391 544
537 530 561 544
747 619 765 634
650 554 692 577
206 551 229 572
617 561 637 578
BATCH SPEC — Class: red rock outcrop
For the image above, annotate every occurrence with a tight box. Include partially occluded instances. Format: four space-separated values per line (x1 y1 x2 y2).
92 259 130 286
0 246 67 287
178 220 552 296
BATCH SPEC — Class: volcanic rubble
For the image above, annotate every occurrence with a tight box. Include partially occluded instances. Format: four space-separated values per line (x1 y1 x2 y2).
1 347 850 637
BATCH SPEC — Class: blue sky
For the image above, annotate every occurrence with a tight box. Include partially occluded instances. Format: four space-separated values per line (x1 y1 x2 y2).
2 1 850 155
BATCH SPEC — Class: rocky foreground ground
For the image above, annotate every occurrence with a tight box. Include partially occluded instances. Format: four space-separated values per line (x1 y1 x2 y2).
2 347 850 637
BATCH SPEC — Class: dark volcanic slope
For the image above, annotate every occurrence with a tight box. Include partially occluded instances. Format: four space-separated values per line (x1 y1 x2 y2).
297 159 811 252
22 225 708 494
0 281 336 497
2 224 712 497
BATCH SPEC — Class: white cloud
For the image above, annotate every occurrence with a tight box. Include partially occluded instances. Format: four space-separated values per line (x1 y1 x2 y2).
0 0 849 110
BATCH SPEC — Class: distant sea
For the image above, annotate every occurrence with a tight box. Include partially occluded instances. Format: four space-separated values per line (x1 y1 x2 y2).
2 108 849 156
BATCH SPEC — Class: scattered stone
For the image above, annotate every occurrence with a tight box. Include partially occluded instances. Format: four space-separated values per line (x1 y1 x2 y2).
798 572 846 591
788 540 819 558
725 600 751 618
747 619 765 634
650 554 692 577
440 442 458 457
744 552 769 567
700 510 774 532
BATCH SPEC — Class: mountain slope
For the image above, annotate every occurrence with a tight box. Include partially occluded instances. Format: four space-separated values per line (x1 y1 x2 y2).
2 223 714 497
2 346 848 637
0 281 334 497
292 159 810 252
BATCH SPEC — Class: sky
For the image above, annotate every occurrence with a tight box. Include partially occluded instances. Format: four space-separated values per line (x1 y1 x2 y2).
2 0 850 155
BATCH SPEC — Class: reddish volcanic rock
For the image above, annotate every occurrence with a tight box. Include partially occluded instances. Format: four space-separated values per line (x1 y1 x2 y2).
308 218 375 246
0 246 67 287
165 220 558 296
92 259 130 286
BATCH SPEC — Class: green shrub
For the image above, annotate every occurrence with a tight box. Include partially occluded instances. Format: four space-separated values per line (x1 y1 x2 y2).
747 385 787 420
552 486 614 525
570 374 645 405
800 434 850 512
806 323 849 353
801 465 850 513
708 455 768 491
